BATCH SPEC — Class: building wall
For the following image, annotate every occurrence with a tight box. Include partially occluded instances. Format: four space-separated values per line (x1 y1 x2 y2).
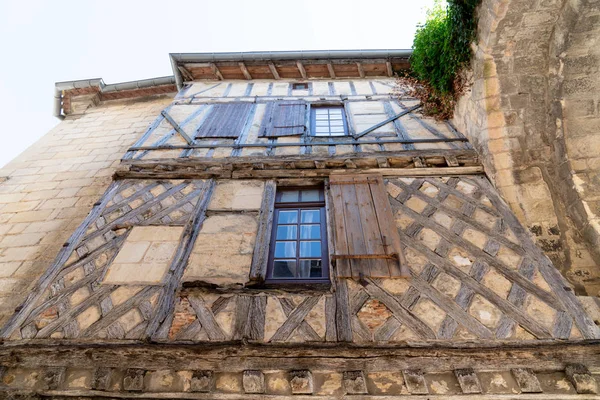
0 95 173 326
453 0 600 295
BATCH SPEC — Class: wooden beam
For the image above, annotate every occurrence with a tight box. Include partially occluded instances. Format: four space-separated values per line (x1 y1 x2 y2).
177 66 194 81
296 61 307 79
355 104 422 138
210 63 224 80
327 63 336 79
268 63 280 80
386 61 393 77
238 62 252 80
356 62 365 78
160 110 193 144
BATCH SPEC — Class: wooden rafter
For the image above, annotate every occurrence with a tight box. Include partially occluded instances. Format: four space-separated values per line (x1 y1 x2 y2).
356 62 365 78
386 61 393 77
268 63 280 80
296 61 307 79
238 62 252 80
327 63 336 79
210 63 224 80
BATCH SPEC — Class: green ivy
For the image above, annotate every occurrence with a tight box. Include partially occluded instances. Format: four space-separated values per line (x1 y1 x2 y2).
410 0 481 96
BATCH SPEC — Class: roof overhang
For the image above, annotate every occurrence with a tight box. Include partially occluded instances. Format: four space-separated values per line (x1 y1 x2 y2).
170 49 412 89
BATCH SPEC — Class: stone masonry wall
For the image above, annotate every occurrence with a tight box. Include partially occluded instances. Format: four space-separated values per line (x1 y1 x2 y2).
0 94 174 326
453 0 600 295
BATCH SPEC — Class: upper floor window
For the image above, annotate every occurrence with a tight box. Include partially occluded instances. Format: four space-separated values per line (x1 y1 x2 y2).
311 106 348 137
292 83 309 90
266 187 329 284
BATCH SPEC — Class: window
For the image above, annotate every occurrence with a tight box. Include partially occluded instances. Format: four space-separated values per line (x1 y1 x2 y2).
266 187 329 283
292 83 309 90
311 106 348 137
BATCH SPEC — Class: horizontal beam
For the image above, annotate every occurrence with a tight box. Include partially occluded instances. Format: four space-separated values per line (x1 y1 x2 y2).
128 137 468 152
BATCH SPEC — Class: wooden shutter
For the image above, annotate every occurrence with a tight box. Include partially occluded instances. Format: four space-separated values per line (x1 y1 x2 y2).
259 101 307 137
195 103 253 138
329 174 408 278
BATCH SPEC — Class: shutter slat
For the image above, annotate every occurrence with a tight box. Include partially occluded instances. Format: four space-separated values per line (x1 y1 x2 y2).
330 174 408 278
354 176 390 277
369 176 408 277
261 101 306 137
196 103 253 138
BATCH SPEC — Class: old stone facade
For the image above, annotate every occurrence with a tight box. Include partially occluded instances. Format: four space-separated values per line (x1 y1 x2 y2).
0 50 599 399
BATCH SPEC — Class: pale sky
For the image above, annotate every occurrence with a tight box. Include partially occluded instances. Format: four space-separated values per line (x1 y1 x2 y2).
0 0 434 168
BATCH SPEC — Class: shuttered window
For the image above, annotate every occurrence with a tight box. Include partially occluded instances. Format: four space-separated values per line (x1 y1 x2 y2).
329 174 408 278
259 101 307 137
195 103 254 138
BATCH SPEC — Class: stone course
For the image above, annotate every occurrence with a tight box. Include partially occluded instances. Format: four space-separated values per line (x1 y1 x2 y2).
454 0 600 294
0 94 173 325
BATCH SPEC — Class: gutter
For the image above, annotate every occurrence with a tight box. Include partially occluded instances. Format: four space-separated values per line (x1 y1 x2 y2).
53 76 176 120
169 49 413 90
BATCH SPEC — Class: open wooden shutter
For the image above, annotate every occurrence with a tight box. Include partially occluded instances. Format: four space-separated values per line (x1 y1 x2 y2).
259 101 307 137
195 103 253 138
329 174 408 278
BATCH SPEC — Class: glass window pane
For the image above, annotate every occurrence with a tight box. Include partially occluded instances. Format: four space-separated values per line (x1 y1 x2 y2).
330 131 345 136
301 210 320 223
280 191 299 203
301 189 320 202
300 224 320 239
298 260 323 278
273 260 296 278
278 210 298 223
314 132 329 137
275 241 296 258
276 225 297 240
300 241 321 257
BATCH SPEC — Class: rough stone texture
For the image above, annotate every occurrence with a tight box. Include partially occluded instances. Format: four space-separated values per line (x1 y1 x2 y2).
103 226 183 285
454 0 600 294
289 370 313 394
343 371 368 394
183 213 258 286
0 94 173 325
190 370 213 393
511 368 542 393
242 370 265 394
565 363 598 394
207 180 264 211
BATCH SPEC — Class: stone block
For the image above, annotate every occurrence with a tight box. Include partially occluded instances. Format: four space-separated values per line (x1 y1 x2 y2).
243 370 265 394
103 226 183 285
403 370 428 394
92 367 112 391
208 180 264 210
289 370 313 394
366 371 407 395
215 372 242 393
343 371 368 394
190 370 213 392
183 214 257 286
454 368 482 394
40 367 66 390
565 364 598 394
64 368 93 390
511 368 542 393
123 369 145 391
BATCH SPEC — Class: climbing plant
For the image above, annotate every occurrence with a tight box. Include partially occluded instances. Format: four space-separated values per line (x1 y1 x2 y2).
400 0 482 119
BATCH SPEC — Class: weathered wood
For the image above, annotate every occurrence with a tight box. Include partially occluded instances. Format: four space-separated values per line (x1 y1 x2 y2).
149 180 215 339
209 63 224 80
356 62 365 78
363 279 436 340
334 279 352 342
268 63 280 80
249 180 276 282
355 104 421 138
270 296 320 342
279 297 321 341
511 368 542 393
238 62 252 80
324 295 337 342
161 110 193 145
0 181 121 339
188 296 226 341
248 296 267 341
454 368 482 394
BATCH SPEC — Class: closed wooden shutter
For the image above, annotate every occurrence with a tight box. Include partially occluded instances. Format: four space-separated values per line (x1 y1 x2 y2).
329 174 408 278
195 103 253 138
259 101 307 137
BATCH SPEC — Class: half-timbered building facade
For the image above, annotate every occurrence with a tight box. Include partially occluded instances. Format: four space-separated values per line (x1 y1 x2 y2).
1 50 599 398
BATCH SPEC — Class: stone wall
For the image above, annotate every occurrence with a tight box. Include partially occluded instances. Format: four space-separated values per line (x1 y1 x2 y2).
453 0 600 295
0 94 174 326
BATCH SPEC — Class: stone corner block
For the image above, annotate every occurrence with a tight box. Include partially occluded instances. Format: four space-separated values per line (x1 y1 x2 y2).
403 370 428 395
343 370 368 394
454 368 482 394
289 370 313 394
511 368 542 393
243 370 265 394
190 370 214 393
565 363 598 394
123 368 145 391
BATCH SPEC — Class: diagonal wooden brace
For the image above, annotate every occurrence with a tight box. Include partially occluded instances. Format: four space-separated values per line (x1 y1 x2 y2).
161 110 193 145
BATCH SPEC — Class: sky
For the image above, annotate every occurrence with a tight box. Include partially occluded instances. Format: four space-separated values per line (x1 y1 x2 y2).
0 0 434 168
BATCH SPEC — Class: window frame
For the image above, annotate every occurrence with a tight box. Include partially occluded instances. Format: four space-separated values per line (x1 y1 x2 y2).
292 82 309 91
310 105 349 137
265 186 330 285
